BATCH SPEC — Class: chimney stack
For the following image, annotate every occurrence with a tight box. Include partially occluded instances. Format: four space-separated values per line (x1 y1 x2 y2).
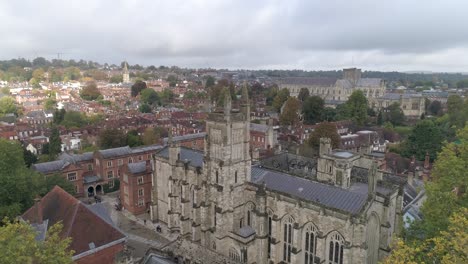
34 196 42 224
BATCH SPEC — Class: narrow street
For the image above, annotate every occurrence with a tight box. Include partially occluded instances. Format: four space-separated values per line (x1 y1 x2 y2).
95 192 175 259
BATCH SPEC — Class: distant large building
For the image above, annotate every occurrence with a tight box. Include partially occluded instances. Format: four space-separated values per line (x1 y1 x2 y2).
279 68 386 103
369 93 425 118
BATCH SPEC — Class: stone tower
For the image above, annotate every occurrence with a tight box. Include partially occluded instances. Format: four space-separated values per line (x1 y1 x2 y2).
202 85 252 255
122 61 130 83
343 68 362 86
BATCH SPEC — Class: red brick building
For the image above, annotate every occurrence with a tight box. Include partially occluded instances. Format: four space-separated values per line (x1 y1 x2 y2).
121 160 153 215
32 145 161 197
21 186 126 264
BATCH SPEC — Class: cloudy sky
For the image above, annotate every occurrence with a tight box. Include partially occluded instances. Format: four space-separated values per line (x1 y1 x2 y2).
0 0 467 72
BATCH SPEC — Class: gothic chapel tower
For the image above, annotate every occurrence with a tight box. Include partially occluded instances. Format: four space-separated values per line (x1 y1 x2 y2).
201 85 252 255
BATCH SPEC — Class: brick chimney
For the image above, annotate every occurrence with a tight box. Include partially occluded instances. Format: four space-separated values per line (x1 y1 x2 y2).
34 196 42 224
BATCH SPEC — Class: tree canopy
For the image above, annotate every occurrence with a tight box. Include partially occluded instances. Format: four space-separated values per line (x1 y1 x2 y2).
383 208 467 264
79 81 101 101
272 88 290 112
346 90 368 126
0 220 74 264
401 119 443 161
99 128 127 149
302 95 324 124
131 80 147 97
0 96 17 116
297 88 310 102
383 102 405 126
140 88 160 105
279 97 301 126
307 122 341 150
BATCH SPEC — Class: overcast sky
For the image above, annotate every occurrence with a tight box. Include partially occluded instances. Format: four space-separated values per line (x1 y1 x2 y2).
1 0 467 72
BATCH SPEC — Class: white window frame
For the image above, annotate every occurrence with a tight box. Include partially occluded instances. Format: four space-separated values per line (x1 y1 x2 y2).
67 172 77 181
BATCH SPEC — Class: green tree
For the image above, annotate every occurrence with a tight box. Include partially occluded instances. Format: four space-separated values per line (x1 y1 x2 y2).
377 110 383 125
402 120 443 161
321 107 338 122
307 122 341 150
346 90 368 126
0 139 44 219
126 130 143 147
48 127 62 160
61 111 87 128
272 88 290 112
0 96 17 116
205 76 215 88
159 89 175 106
109 75 123 83
406 125 468 241
79 81 101 101
384 208 468 264
302 95 324 124
446 95 468 129
63 67 81 81
383 102 405 126
279 97 301 126
140 88 159 105
23 148 37 168
142 127 161 145
40 174 75 196
0 220 74 264
43 98 57 111
131 80 147 97
32 68 45 81
297 88 310 102
428 100 443 116
139 103 151 113
167 75 178 87
99 128 127 149
53 109 66 124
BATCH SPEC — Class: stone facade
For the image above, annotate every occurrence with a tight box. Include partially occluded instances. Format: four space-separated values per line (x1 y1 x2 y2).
369 93 425 118
279 68 386 103
149 87 404 264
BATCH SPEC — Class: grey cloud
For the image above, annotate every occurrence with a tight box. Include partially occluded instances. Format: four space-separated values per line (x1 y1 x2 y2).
0 0 468 71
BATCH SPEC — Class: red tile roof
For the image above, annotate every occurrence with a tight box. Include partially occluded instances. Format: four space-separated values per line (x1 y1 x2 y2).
22 186 125 256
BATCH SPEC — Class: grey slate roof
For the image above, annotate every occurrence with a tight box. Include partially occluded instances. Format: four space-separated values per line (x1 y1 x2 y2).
162 133 206 144
280 77 337 87
238 226 256 238
86 203 115 227
379 93 422 100
128 161 149 174
59 152 93 163
250 123 269 133
132 144 163 154
99 146 132 158
156 147 204 167
33 160 69 174
356 78 382 87
142 253 177 264
84 175 101 184
251 166 368 215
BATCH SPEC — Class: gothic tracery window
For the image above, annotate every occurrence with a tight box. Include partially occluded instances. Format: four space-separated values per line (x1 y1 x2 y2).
304 224 318 264
283 216 294 263
328 233 344 264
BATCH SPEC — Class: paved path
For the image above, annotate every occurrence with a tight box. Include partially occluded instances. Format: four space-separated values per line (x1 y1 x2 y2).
97 193 175 254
